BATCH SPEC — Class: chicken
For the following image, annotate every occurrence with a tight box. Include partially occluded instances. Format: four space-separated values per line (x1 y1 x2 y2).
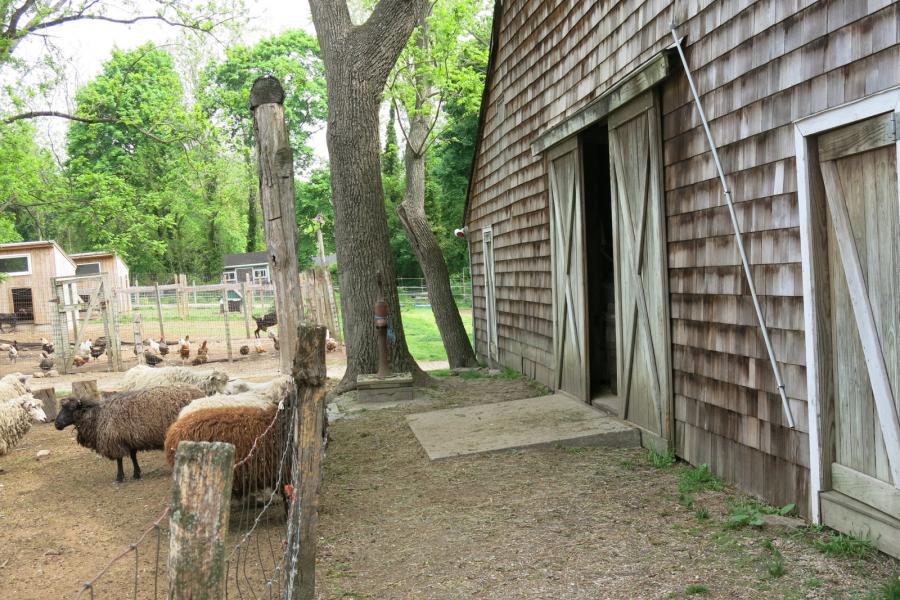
158 339 169 356
79 339 93 357
7 340 17 363
39 351 54 372
90 337 107 360
267 329 279 351
72 355 87 368
146 338 161 355
143 350 163 366
239 345 250 355
197 340 208 359
254 339 267 354
326 338 338 352
41 337 54 355
179 337 191 364
191 355 208 366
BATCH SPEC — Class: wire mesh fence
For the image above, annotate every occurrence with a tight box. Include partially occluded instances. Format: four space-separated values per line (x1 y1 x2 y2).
70 379 308 600
0 270 340 380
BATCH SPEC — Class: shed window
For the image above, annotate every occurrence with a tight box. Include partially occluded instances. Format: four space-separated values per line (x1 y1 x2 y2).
75 262 101 275
253 267 269 281
224 271 237 282
11 288 33 321
0 254 31 275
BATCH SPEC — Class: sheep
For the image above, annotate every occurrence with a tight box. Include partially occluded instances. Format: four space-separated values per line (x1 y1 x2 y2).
118 365 228 396
0 394 47 455
164 404 287 497
0 373 29 402
54 385 205 482
180 376 293 419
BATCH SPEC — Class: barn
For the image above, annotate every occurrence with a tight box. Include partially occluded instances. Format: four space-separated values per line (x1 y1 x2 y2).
463 0 900 556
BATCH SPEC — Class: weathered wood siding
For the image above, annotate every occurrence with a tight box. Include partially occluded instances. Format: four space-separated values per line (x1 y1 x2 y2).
465 0 900 513
0 245 66 325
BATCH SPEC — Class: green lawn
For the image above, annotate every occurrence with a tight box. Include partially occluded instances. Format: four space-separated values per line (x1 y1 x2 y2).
400 306 473 363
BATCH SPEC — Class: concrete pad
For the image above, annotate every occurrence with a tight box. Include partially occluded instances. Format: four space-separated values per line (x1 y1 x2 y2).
406 393 640 460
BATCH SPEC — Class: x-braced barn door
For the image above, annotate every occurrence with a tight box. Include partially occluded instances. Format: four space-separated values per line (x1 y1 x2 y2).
816 113 900 542
608 92 673 449
548 138 588 401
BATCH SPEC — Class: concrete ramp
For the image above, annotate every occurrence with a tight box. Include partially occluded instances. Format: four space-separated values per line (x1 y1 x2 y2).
406 393 639 460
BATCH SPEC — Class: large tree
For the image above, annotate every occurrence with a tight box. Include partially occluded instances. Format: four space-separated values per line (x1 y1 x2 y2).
388 0 487 368
308 0 431 392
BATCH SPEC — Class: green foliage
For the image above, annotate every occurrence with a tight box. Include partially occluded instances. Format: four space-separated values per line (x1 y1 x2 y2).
61 44 248 274
647 448 676 468
813 532 874 559
685 583 709 595
678 464 724 494
295 165 335 269
870 574 900 600
695 506 710 521
400 305 474 362
724 499 795 530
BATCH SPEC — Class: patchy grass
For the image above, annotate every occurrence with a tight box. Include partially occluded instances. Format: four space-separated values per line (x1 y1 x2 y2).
871 573 900 600
647 447 677 468
814 532 875 559
400 305 473 362
678 464 724 494
685 583 709 595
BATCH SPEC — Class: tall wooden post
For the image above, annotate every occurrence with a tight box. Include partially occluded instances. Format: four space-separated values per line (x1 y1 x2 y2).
251 76 304 374
285 325 327 600
154 283 166 341
316 228 340 339
168 441 234 600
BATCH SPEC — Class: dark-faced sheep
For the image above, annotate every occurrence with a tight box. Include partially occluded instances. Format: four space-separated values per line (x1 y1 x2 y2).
55 385 205 482
164 405 286 497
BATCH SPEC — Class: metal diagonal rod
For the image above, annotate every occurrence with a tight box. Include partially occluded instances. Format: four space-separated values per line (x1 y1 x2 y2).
669 28 795 429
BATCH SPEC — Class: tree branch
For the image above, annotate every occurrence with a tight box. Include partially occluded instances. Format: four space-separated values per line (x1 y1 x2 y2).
353 0 430 84
307 0 352 62
3 110 173 144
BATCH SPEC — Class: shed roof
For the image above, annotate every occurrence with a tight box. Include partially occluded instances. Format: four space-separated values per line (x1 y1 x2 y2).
223 251 270 268
0 240 76 269
70 250 117 260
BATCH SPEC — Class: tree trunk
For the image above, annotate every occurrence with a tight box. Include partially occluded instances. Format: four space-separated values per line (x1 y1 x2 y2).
244 147 259 252
398 119 477 368
309 0 432 393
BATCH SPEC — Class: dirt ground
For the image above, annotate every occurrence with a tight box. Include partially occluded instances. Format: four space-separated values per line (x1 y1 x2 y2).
1 374 897 599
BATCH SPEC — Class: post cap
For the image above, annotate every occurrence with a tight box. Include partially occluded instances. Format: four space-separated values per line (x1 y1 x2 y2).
249 76 285 110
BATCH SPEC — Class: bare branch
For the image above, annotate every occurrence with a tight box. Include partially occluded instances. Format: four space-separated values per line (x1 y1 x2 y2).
3 110 174 144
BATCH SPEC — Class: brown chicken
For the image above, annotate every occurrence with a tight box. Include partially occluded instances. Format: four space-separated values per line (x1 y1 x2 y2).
179 338 191 363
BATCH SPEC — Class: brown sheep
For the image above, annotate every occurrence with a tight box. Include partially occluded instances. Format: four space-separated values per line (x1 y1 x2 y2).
55 385 205 482
164 405 287 497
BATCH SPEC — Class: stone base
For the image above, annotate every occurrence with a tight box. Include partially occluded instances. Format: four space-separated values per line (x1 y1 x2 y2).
357 372 414 403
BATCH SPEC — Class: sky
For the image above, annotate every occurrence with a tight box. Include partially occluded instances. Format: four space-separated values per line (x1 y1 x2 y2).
14 0 329 160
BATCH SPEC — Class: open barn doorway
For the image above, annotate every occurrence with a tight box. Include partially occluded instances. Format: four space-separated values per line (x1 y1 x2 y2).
581 123 618 407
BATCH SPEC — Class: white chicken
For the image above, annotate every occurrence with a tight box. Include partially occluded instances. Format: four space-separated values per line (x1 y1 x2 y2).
146 338 161 355
79 339 93 357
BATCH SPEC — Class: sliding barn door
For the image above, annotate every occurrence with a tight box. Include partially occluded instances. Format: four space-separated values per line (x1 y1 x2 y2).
608 92 673 447
817 113 900 526
547 138 588 401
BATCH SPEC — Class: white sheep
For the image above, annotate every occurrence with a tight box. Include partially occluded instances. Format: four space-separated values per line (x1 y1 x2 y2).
118 365 229 396
0 373 29 403
0 394 47 455
181 376 293 419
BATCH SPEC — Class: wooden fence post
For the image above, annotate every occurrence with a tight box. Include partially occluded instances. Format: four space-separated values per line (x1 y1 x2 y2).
221 285 233 362
286 325 327 600
250 76 304 374
133 313 144 364
241 276 252 339
154 283 166 341
167 441 234 600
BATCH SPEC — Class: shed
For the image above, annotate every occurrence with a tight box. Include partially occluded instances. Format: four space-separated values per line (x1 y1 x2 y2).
223 251 271 284
464 0 900 557
69 250 132 311
0 240 76 327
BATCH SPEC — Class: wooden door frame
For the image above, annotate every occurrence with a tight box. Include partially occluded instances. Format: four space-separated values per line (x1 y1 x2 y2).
794 85 900 523
545 136 590 402
481 226 498 364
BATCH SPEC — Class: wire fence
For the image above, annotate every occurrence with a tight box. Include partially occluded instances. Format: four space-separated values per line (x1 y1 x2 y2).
0 270 340 380
71 380 307 600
